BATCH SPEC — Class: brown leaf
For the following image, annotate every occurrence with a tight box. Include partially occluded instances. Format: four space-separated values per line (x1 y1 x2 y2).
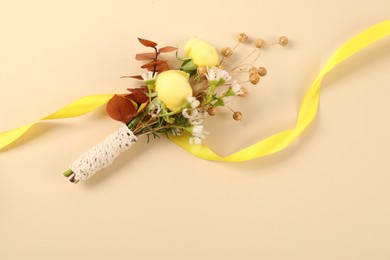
125 87 149 104
106 94 136 124
138 38 157 48
135 52 156 60
158 46 177 53
141 60 166 69
128 85 148 92
155 61 170 72
120 75 144 80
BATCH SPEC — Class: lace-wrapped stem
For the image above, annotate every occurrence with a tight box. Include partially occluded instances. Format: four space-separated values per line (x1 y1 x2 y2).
63 124 137 183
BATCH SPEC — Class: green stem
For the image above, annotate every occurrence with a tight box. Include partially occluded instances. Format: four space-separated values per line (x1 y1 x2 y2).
128 115 142 130
148 88 152 104
159 108 181 117
204 82 219 105
63 169 74 177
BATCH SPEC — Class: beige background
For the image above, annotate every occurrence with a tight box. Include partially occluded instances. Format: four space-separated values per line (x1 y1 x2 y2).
1 0 390 259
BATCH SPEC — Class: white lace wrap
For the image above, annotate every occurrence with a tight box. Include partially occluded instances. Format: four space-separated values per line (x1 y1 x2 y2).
70 125 137 181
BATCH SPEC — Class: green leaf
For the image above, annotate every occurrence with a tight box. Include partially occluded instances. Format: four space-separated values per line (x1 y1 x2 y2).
180 59 198 76
181 59 197 71
224 88 235 97
213 98 225 107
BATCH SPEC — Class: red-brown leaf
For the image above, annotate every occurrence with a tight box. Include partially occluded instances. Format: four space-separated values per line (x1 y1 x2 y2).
138 38 157 48
135 52 156 60
155 61 170 72
120 75 144 80
125 88 149 104
128 86 148 92
141 60 166 69
106 94 136 124
158 46 177 53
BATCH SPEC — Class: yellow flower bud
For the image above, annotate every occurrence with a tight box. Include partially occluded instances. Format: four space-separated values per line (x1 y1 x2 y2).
184 37 219 67
155 70 193 111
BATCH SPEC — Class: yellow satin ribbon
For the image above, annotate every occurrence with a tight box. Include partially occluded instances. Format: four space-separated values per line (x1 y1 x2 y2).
0 94 114 150
1 21 390 162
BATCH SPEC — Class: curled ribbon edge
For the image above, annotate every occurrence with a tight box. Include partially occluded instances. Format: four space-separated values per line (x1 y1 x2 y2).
1 20 390 162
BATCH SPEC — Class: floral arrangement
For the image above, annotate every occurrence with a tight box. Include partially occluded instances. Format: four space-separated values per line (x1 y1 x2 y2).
1 22 387 184
63 34 289 183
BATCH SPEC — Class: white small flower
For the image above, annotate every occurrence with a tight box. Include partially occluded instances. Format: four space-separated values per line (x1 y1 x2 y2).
141 71 156 82
188 125 209 145
149 103 162 117
232 81 244 95
206 67 231 82
220 70 232 82
183 108 208 125
192 125 204 136
206 67 218 81
189 110 208 125
189 136 203 145
187 96 200 109
182 108 198 119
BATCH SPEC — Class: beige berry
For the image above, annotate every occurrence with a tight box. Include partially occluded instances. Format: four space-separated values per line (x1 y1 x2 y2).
278 36 289 46
238 87 248 97
233 111 242 121
237 33 248 43
249 66 258 75
207 107 217 116
221 47 233 58
249 73 260 85
197 66 206 76
257 67 267 77
255 38 265 48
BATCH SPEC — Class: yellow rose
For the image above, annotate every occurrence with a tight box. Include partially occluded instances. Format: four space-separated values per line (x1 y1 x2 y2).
184 37 219 67
155 70 193 111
